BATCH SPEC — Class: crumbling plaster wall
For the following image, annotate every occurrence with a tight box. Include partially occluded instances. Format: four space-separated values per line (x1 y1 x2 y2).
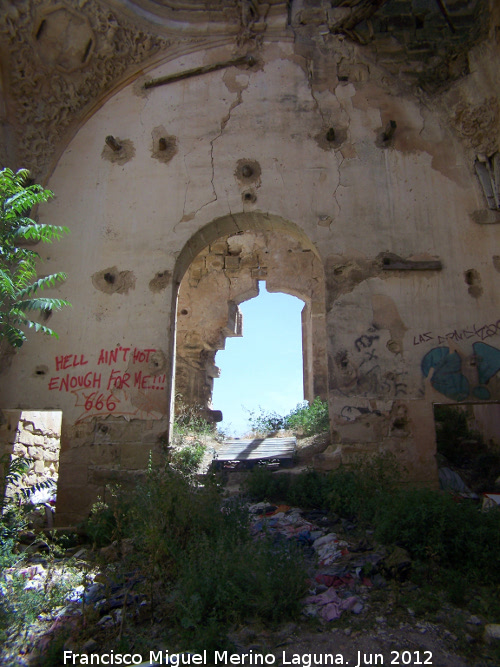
0 12 499 521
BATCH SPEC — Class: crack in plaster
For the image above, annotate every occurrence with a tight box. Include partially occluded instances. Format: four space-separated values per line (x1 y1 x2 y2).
173 149 195 232
206 86 246 208
181 153 191 223
176 86 246 227
303 58 351 229
306 57 327 126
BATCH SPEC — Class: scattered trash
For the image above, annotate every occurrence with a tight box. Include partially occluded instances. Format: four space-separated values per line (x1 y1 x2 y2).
304 586 359 621
439 467 478 498
482 493 500 510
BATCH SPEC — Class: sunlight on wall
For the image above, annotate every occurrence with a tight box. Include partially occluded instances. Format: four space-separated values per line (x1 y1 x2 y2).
212 283 304 436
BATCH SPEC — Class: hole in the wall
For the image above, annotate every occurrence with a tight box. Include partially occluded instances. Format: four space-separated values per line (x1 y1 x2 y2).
433 403 500 496
235 159 261 184
151 128 177 164
81 38 93 63
180 309 189 316
92 267 136 295
149 270 172 293
34 365 48 377
243 191 256 203
326 128 336 142
464 268 483 298
35 19 46 40
465 270 475 285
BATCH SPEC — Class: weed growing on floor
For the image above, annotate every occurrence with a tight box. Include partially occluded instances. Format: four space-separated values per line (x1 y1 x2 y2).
170 440 206 476
434 404 500 492
0 557 80 643
245 452 500 596
173 397 214 439
85 458 308 651
245 451 402 520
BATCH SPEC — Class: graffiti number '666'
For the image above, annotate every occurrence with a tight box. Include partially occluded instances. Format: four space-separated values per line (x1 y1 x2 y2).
84 392 117 412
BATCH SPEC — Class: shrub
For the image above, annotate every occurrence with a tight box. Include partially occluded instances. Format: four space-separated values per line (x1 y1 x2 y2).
246 398 329 437
246 407 287 435
173 398 213 438
176 531 307 651
286 397 330 436
245 452 403 519
85 459 308 651
170 441 206 475
375 487 500 581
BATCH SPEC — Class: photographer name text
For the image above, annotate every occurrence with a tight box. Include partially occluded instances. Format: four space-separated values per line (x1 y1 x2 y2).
63 649 433 666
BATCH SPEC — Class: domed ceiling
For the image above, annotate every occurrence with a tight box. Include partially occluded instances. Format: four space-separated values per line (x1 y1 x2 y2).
0 0 490 180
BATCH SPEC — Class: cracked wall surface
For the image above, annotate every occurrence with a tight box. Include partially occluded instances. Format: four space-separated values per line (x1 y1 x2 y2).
0 0 499 523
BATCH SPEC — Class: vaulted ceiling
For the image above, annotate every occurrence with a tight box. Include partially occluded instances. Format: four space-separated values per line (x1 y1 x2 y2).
0 0 491 180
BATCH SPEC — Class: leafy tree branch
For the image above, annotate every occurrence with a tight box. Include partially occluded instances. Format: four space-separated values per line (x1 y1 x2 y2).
0 168 70 348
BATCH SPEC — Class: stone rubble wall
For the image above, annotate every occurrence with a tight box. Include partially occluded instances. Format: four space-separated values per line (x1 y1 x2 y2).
0 411 61 501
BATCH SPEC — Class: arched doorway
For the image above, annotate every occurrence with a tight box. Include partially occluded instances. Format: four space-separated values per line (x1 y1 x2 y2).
171 212 328 430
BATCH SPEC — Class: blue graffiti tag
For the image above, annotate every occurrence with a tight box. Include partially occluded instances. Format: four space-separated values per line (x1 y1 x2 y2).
421 347 469 401
421 342 500 401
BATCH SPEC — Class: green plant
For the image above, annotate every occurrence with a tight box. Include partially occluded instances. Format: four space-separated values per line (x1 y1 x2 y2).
245 452 403 518
0 455 56 568
176 533 307 651
170 441 206 475
286 397 330 436
375 487 500 581
246 398 329 437
85 496 119 548
0 555 80 642
0 167 70 348
1 454 55 509
246 406 287 435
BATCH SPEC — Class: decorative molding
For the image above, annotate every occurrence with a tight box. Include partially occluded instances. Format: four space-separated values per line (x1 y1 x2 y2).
0 0 171 178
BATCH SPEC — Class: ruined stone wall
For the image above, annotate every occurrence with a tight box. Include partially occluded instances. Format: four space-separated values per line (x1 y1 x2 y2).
0 0 499 523
0 411 61 501
175 227 327 417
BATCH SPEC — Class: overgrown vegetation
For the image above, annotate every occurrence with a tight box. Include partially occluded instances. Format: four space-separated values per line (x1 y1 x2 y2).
173 397 214 438
0 455 55 567
435 404 500 492
247 397 329 436
0 457 81 650
0 167 70 349
85 461 308 651
245 453 500 586
2 416 500 661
